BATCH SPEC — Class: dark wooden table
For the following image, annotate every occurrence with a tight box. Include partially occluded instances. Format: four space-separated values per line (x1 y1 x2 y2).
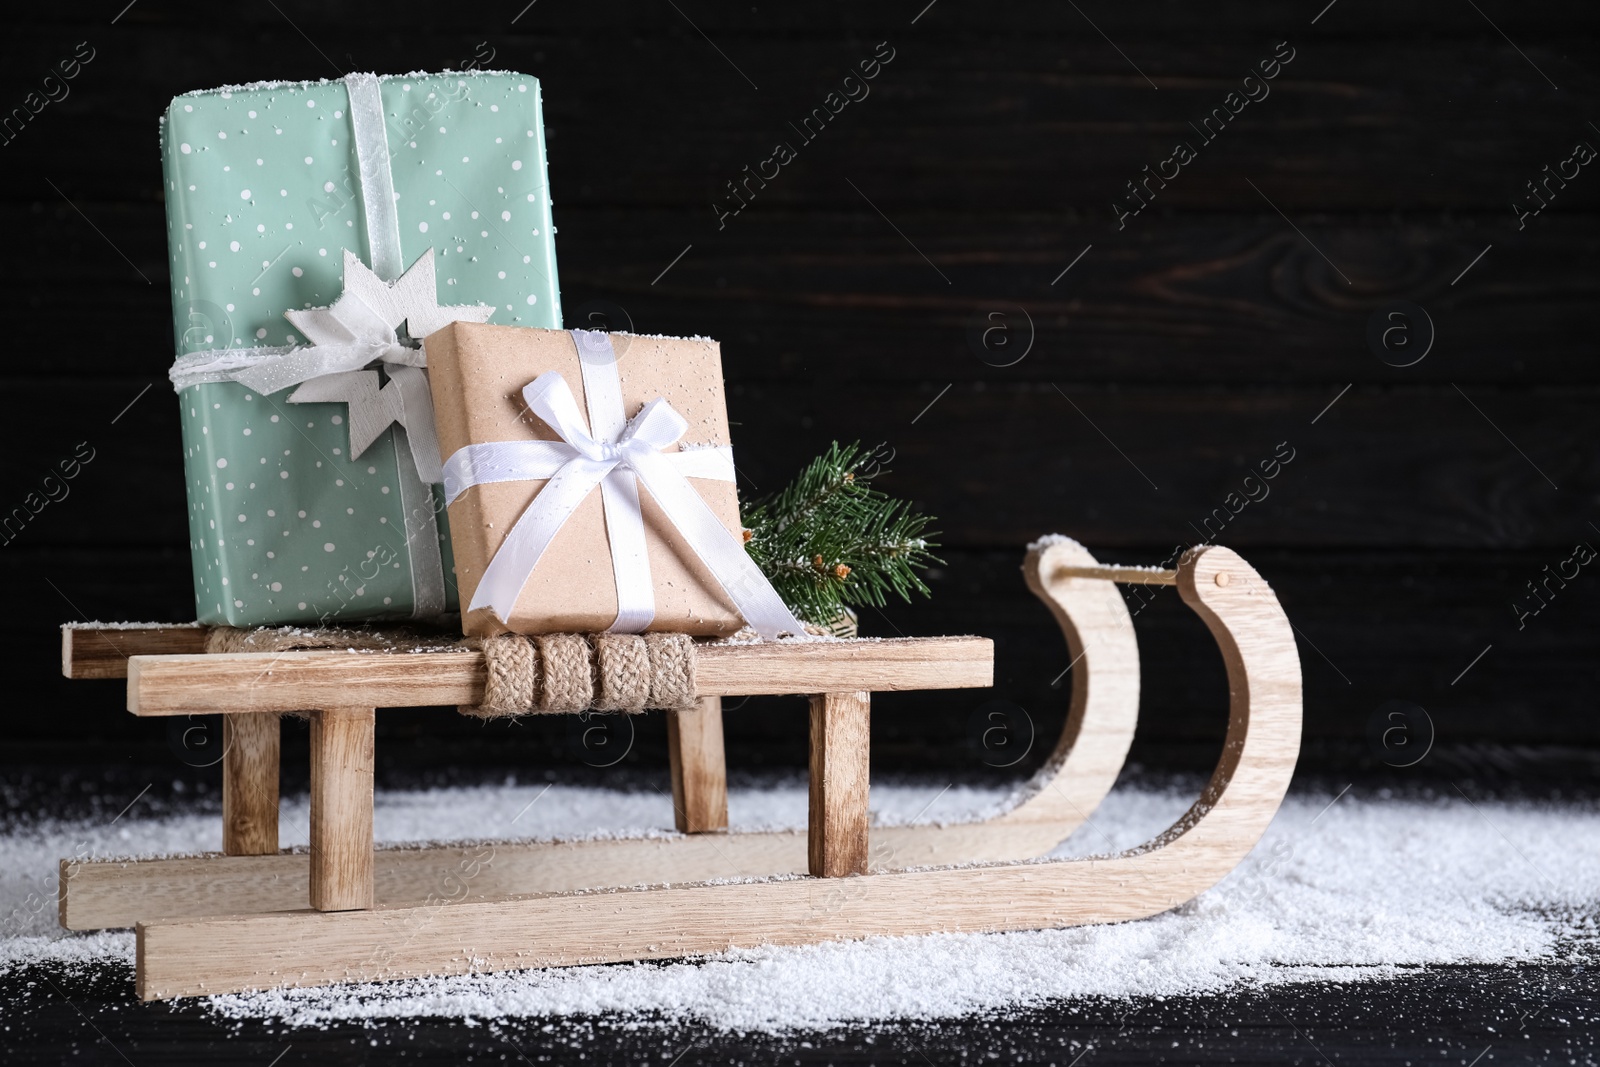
3 956 1594 1065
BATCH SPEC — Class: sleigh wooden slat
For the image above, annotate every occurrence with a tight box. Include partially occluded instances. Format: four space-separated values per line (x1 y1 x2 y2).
61 624 208 679
122 636 994 716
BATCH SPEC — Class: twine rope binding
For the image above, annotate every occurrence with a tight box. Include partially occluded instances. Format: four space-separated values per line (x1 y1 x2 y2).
202 624 697 717
469 631 697 717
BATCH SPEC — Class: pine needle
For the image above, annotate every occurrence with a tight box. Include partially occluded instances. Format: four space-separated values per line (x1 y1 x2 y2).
741 442 941 625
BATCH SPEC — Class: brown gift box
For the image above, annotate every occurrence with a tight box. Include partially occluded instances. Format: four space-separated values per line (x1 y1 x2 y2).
426 321 746 637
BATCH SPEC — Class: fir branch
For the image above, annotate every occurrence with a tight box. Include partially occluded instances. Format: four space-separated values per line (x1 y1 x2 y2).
742 442 941 625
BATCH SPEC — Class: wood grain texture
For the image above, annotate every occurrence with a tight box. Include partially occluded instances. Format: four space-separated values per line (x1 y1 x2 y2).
308 707 375 912
5 29 1595 211
60 624 206 679
73 819 1156 931
123 636 995 715
559 212 1600 387
62 837 794 932
808 691 871 878
727 385 1600 551
132 546 1300 1000
11 217 1600 388
699 637 994 695
125 650 481 711
221 713 279 857
1052 565 1176 585
666 697 729 834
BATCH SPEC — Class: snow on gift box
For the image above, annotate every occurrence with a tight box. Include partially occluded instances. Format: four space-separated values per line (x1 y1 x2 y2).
160 71 562 627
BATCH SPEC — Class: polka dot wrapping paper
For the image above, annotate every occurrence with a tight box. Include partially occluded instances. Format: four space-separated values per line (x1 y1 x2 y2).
159 72 563 626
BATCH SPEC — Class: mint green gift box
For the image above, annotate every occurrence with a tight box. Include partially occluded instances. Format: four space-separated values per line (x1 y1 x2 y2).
160 71 562 627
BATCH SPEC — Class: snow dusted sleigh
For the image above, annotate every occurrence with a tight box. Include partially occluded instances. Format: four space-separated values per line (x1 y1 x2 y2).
57 538 1301 1000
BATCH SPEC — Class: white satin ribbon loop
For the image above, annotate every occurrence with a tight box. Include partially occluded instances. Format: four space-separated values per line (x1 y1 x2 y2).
621 397 691 454
452 333 808 640
521 372 604 461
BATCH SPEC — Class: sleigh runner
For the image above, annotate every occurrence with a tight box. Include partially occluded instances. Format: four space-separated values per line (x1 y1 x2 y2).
58 538 1300 1001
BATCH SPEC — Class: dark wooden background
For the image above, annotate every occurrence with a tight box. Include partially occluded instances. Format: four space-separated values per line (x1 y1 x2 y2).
3 1 1597 781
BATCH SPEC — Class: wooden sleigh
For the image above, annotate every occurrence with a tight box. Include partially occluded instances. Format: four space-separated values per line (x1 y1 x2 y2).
57 539 1300 1001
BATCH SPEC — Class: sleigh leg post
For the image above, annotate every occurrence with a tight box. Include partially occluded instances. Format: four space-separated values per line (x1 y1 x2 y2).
808 691 871 877
222 713 280 856
667 696 729 833
309 707 375 911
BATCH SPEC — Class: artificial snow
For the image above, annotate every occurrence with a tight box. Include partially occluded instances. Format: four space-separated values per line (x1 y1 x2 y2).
60 620 203 630
1026 533 1082 552
171 70 539 101
3 777 1595 1033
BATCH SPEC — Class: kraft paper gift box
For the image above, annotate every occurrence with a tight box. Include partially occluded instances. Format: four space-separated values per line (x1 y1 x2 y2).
161 71 562 627
427 322 784 638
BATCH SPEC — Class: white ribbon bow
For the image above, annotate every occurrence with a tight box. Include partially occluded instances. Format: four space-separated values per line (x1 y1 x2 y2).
229 249 492 483
442 331 808 640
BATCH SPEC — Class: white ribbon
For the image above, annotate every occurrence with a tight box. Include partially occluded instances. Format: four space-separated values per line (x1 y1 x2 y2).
441 330 809 640
345 72 404 282
166 73 490 619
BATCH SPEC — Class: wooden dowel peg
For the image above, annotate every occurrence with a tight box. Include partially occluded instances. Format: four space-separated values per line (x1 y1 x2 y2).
1053 565 1178 586
222 713 280 856
808 691 871 878
309 707 375 912
667 697 729 834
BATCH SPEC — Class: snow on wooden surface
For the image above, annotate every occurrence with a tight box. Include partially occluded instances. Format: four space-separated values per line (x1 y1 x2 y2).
3 777 1595 1032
